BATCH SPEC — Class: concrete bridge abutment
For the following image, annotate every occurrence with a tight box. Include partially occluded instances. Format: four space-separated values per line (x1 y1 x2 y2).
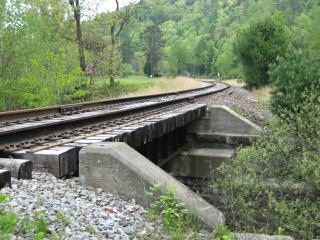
79 142 225 230
78 105 262 231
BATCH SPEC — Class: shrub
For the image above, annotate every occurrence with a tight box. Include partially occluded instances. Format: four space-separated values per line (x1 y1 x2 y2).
145 184 206 240
120 63 135 76
211 93 320 239
269 48 320 117
145 184 189 231
234 17 288 89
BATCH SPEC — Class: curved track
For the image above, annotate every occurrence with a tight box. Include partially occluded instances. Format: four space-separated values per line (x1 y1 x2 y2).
0 82 229 156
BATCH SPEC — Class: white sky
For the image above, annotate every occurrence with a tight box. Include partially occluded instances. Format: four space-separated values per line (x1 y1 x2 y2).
87 0 137 13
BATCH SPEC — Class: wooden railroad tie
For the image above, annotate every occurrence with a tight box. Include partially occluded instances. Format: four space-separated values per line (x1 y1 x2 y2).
27 104 194 153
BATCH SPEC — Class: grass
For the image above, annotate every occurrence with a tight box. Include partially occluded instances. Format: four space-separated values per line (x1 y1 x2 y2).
230 106 254 122
36 198 45 206
250 86 272 104
95 76 158 92
220 79 245 88
94 76 271 104
91 76 200 100
121 76 200 97
85 226 96 235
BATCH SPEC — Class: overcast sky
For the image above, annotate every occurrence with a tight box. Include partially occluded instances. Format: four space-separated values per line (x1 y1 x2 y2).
88 0 137 13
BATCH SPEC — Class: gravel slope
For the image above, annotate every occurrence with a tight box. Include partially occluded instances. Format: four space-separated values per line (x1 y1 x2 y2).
201 85 273 127
1 171 155 240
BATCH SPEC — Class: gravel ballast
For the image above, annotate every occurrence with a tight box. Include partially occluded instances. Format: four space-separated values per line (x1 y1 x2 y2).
201 85 273 127
1 171 155 239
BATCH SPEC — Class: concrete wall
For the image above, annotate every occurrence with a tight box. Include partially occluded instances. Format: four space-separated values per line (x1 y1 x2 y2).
79 142 225 230
188 105 261 135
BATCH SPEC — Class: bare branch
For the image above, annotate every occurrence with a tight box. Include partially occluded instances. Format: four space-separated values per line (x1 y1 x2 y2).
115 6 130 38
115 0 119 11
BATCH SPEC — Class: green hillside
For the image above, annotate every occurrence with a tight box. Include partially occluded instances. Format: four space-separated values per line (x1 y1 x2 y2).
0 0 319 111
120 0 319 78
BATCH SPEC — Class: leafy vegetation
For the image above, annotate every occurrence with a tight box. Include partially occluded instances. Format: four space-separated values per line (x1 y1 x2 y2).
0 194 74 239
145 184 190 232
145 183 206 239
213 225 232 240
234 17 288 89
211 94 320 239
269 48 320 117
141 25 165 77
1 0 319 111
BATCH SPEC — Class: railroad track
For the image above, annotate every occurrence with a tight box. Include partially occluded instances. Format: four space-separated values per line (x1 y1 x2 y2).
0 81 229 157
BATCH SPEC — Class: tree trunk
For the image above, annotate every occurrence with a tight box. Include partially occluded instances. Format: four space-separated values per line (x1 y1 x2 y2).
109 26 116 88
0 1 5 69
107 0 131 88
70 0 86 72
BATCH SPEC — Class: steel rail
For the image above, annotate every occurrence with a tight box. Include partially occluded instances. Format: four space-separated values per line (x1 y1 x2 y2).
0 82 229 155
0 81 214 123
0 82 227 136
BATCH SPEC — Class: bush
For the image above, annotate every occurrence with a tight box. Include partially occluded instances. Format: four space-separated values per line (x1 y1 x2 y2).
145 184 189 232
234 17 288 89
120 63 135 76
211 93 320 239
269 48 320 117
145 184 206 239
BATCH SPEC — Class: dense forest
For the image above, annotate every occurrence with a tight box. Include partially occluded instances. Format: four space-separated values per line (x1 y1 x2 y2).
123 0 319 78
0 0 319 111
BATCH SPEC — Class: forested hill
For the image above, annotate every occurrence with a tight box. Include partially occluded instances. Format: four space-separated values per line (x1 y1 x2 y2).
120 0 319 78
0 0 319 111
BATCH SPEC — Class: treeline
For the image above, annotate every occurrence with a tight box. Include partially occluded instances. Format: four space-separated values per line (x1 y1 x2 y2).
121 0 320 79
0 0 319 111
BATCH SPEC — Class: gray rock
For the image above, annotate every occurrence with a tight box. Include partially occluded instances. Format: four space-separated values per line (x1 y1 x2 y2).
1 170 158 239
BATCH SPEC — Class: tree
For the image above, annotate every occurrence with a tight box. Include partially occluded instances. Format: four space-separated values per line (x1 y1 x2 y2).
83 30 108 86
108 0 132 88
141 24 164 77
69 0 86 72
0 0 5 68
234 17 288 89
194 37 211 76
0 0 83 111
295 2 320 58
269 47 320 116
166 40 192 76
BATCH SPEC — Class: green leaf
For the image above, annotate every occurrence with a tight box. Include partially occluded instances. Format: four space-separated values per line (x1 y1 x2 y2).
0 213 18 233
144 191 154 196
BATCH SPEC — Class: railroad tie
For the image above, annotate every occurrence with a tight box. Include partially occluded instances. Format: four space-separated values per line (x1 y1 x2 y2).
13 146 77 178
